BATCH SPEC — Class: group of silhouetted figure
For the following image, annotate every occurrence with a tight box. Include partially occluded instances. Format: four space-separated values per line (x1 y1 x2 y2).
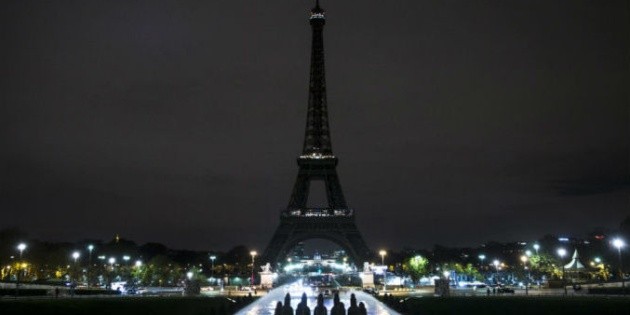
274 292 368 315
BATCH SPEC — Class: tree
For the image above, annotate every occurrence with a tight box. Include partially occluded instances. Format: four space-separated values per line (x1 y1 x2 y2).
402 255 429 283
461 263 483 281
529 253 561 279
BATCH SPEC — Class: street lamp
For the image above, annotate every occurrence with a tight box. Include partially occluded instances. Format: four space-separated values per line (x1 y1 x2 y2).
71 251 81 287
210 255 217 282
87 245 94 288
493 259 500 284
612 238 625 289
17 243 27 259
520 255 529 295
557 248 567 295
478 254 486 279
533 244 540 255
379 250 387 294
87 245 94 263
250 251 257 286
72 251 81 264
16 243 27 295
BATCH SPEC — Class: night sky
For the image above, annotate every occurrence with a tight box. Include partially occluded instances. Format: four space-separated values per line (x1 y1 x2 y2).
1 1 629 252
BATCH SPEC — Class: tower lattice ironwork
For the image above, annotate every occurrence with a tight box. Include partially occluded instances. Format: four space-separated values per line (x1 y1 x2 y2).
262 1 372 265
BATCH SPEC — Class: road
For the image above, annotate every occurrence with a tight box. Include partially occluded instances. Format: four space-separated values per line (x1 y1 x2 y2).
235 282 401 315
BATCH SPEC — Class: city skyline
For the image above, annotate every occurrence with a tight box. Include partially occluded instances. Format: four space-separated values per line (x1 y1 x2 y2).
2 0 629 252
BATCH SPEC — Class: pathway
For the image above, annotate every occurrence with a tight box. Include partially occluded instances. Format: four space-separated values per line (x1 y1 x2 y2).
236 283 401 315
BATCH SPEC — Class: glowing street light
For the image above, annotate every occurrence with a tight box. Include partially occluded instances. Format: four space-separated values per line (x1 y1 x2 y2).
86 244 95 288
72 251 80 263
525 250 532 257
612 238 625 289
15 243 27 295
520 255 529 295
250 251 257 286
533 244 540 255
17 243 27 259
135 260 142 267
71 251 81 286
493 259 500 284
557 248 567 295
210 255 217 280
108 257 116 267
380 250 387 294
87 245 94 261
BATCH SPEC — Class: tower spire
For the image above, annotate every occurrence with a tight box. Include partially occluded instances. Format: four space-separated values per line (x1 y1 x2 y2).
302 0 331 157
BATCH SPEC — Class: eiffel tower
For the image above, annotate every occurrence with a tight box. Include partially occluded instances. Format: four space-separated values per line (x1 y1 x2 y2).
262 1 372 265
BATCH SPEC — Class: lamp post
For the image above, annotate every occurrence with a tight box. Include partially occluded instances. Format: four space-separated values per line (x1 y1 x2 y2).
612 238 625 289
478 254 486 265
379 250 387 294
250 251 257 286
87 245 94 288
16 243 27 295
108 257 116 288
557 248 567 296
109 257 116 268
493 259 500 284
478 254 486 281
210 255 216 283
71 251 80 291
18 243 26 259
533 244 540 255
520 255 529 295
87 245 94 264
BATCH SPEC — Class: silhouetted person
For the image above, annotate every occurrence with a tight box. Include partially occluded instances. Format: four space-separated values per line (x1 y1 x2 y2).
282 293 295 315
347 294 359 315
358 302 367 315
275 301 283 315
314 293 327 315
331 292 345 315
296 292 311 315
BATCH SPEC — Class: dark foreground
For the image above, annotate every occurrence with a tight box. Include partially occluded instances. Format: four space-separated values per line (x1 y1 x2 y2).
382 296 630 315
0 296 254 315
2 295 630 315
